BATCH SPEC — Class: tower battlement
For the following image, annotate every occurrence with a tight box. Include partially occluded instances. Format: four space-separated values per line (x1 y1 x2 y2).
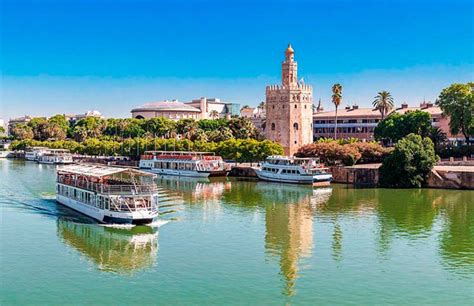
265 84 313 92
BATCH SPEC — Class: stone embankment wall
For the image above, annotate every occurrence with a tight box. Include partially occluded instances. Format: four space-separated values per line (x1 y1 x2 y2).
330 164 474 190
228 166 258 177
427 166 474 189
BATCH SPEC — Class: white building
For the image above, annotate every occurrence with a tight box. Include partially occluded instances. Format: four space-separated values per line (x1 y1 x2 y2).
131 97 240 121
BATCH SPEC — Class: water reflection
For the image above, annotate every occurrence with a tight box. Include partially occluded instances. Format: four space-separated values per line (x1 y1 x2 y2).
259 184 332 296
57 220 158 274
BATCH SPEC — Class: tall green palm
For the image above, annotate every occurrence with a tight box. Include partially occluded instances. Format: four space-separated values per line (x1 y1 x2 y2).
332 84 343 139
373 91 394 119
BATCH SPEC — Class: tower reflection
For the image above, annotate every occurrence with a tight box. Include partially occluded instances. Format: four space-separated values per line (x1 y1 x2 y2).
256 183 332 296
57 219 158 274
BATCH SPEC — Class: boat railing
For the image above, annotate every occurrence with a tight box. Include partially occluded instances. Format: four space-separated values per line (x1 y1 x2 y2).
57 177 157 194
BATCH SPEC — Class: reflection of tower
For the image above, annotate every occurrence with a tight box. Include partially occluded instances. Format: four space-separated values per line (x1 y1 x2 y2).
57 220 158 274
262 185 332 296
265 44 313 156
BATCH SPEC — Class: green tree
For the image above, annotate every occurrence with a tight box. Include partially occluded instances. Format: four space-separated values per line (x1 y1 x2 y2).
176 119 199 140
11 124 34 140
0 126 5 135
331 83 343 139
73 117 105 141
144 117 176 137
27 117 50 140
379 134 438 188
374 110 432 144
429 127 447 148
373 91 394 119
437 83 474 144
228 117 258 139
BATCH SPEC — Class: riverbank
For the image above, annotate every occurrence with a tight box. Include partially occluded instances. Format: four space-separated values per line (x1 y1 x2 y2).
228 163 474 190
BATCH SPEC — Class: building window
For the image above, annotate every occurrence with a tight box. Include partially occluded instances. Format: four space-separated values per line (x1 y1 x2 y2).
272 105 275 109
305 105 307 109
294 105 297 109
293 123 299 130
271 123 275 131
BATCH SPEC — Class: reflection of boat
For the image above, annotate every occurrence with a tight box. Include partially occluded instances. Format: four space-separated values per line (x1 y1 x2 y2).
139 151 227 177
57 219 158 274
56 164 159 224
37 149 74 164
255 156 332 185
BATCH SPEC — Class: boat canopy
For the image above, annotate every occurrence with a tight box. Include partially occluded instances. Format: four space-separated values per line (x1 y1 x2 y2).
144 151 215 156
266 155 320 161
57 164 155 178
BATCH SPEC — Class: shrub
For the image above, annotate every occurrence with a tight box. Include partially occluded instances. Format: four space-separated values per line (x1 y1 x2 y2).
296 140 390 166
379 134 438 188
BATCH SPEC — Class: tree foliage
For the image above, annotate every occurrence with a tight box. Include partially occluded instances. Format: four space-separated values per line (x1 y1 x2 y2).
437 82 474 144
10 138 283 162
295 139 392 166
374 110 432 144
379 134 438 188
373 91 394 119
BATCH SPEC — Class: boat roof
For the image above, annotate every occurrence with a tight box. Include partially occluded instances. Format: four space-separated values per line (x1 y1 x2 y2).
57 164 155 178
267 155 320 161
45 149 70 153
144 151 215 156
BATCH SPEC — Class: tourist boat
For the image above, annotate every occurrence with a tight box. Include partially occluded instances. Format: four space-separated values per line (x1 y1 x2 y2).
56 164 159 225
255 156 333 186
0 150 11 158
25 146 48 161
139 151 227 178
37 149 74 164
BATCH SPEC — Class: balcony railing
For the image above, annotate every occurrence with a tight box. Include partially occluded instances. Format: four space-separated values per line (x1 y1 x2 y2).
57 177 157 195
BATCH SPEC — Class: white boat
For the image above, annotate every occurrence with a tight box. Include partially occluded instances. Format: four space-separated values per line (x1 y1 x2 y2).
255 155 333 186
0 151 11 158
56 164 159 225
139 151 227 178
37 149 74 164
25 146 48 161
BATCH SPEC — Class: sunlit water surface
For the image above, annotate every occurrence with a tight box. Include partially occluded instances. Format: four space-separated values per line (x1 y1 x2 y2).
1 159 473 305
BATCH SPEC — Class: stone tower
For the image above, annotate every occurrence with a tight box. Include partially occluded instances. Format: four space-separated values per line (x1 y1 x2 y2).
265 44 313 156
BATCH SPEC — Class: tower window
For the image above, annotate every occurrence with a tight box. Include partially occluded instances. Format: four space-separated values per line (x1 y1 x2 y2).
272 105 275 109
295 105 297 109
271 123 275 131
305 105 307 109
293 123 299 130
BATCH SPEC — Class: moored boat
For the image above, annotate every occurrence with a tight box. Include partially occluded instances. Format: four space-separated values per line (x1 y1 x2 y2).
139 151 227 178
25 146 48 161
255 155 332 186
37 149 74 164
56 164 159 225
0 150 12 158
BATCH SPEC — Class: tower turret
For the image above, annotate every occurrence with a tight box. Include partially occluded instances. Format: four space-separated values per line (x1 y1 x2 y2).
282 43 298 87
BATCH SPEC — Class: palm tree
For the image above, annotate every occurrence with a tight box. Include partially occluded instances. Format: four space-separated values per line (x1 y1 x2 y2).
331 84 343 139
258 101 265 109
373 91 394 119
210 110 219 119
429 127 447 148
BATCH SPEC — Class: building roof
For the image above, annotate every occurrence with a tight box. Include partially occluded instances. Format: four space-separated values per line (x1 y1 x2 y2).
57 164 155 178
131 100 201 113
313 107 381 118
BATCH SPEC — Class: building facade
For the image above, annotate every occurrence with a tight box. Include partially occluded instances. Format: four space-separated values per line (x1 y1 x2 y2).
240 105 266 133
131 97 239 121
265 44 313 156
313 101 461 141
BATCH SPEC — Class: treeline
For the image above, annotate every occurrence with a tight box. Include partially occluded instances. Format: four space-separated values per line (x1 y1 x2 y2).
10 116 262 142
10 138 283 162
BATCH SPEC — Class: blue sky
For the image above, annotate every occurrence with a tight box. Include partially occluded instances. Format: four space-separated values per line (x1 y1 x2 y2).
1 0 473 119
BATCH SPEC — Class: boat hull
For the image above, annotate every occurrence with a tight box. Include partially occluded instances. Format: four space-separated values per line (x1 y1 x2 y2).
255 170 332 185
56 195 157 225
141 167 226 178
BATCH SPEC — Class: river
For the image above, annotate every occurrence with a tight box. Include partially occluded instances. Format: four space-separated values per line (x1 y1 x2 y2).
1 159 473 305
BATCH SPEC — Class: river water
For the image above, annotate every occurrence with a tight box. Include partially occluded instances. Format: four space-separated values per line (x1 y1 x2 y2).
1 159 473 305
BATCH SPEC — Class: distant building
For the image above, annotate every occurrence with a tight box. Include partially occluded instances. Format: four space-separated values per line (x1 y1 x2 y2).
265 44 313 156
313 101 461 141
240 105 266 132
8 115 35 134
66 110 104 123
131 97 240 121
